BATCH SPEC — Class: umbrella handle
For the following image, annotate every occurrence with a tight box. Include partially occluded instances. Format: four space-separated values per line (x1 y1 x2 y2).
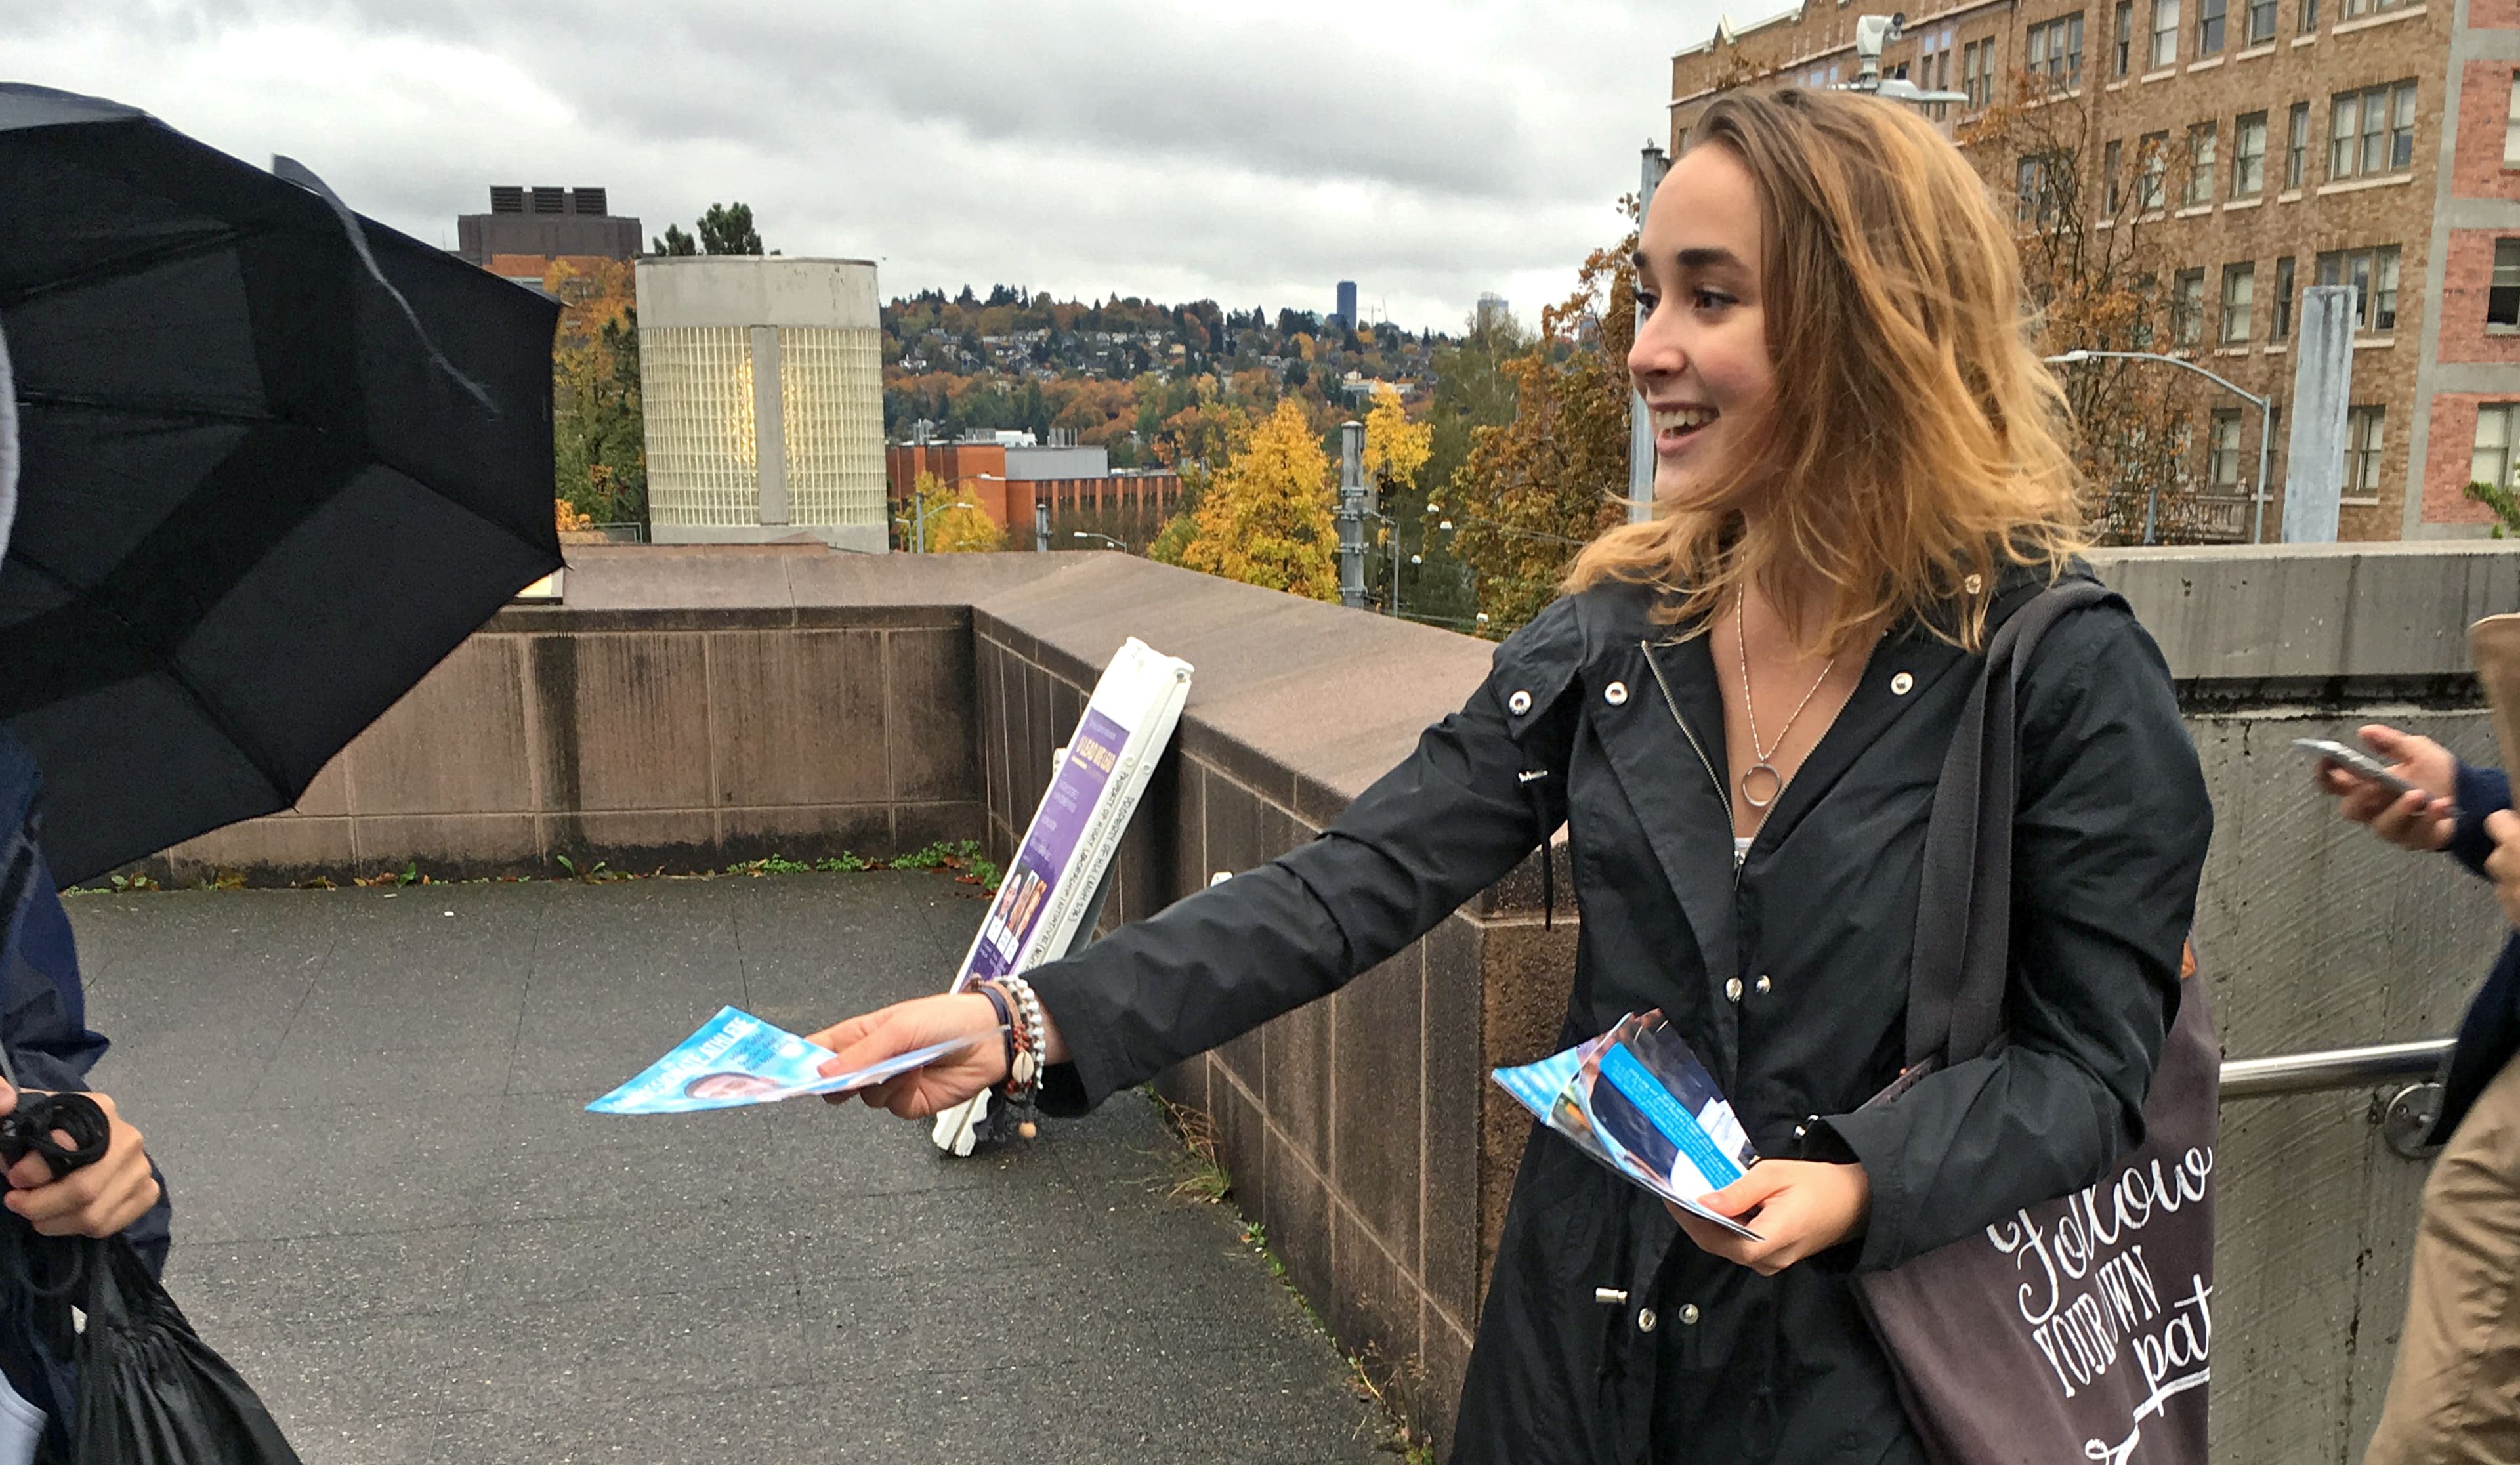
0 1090 110 1182
271 154 499 417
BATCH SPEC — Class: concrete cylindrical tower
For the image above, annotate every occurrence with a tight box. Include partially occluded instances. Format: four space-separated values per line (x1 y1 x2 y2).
635 256 886 551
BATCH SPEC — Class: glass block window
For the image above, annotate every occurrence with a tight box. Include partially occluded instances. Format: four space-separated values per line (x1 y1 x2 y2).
640 327 759 528
778 328 888 528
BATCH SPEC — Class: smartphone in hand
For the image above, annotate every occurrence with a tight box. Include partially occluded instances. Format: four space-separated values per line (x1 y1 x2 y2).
2295 736 2422 797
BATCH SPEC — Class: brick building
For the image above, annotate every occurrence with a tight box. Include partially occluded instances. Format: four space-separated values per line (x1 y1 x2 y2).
884 440 1185 544
457 186 641 285
1671 0 2520 538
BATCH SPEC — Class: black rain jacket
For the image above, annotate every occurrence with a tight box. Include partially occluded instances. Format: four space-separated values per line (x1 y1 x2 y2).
1029 568 2211 1464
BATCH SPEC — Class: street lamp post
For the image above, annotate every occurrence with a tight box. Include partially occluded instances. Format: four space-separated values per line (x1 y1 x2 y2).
1070 530 1127 551
2044 349 2275 545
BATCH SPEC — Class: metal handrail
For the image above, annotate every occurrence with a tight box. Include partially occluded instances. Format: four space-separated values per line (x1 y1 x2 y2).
2219 1039 2454 1099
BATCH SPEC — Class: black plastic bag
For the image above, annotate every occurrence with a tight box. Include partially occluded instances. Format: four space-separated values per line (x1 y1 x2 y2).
66 1237 301 1465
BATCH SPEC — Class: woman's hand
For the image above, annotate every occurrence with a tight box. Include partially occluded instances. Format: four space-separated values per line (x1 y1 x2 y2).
1668 1159 1870 1275
807 990 1065 1121
2318 724 2458 852
0 1085 159 1239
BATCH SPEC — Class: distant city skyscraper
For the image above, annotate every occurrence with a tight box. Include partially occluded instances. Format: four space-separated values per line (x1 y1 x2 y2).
1476 293 1511 333
1335 280 1358 330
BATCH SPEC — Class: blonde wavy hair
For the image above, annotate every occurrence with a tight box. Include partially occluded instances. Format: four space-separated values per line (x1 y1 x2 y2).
1565 87 2085 651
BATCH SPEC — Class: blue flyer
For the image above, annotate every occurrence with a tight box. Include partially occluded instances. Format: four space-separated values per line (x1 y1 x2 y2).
587 1006 990 1115
1492 1009 1763 1239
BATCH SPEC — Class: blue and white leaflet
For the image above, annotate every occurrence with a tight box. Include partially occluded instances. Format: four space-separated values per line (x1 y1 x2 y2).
1492 1009 1763 1239
587 1006 992 1115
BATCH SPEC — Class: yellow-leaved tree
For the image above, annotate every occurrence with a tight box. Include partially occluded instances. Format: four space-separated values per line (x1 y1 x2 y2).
1362 383 1431 496
1181 399 1339 599
899 471 1001 553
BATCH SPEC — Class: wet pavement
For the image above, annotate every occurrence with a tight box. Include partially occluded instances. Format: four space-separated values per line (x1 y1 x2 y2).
68 872 1391 1464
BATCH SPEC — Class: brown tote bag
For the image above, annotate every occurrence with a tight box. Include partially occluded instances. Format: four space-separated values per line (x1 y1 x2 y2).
1856 579 2217 1465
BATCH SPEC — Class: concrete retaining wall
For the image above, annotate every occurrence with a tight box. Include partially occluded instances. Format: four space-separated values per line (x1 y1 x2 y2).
148 540 2520 1463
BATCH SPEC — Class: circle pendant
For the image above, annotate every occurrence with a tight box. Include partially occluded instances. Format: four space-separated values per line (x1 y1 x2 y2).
1740 763 1784 809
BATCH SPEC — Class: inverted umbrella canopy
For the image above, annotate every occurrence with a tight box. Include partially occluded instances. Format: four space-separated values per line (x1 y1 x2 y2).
0 83 562 886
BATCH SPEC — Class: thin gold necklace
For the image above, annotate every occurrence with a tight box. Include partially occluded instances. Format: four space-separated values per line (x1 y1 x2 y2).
1734 598 1836 813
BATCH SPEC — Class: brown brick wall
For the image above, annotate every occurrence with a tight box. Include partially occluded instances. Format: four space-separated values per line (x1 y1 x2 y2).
2424 391 2511 521
2477 0 2520 28
2454 58 2520 198
1668 0 2480 538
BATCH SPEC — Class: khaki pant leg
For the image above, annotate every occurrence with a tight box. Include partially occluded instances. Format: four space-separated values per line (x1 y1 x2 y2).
2365 1054 2520 1465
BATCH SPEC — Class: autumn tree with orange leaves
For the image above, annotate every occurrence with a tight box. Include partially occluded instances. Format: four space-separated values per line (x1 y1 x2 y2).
1441 229 1639 635
545 257 646 528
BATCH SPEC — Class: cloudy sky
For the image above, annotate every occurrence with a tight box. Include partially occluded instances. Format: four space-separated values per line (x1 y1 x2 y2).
7 0 1746 333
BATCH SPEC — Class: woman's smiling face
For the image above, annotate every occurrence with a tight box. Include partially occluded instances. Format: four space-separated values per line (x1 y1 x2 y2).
1629 144 1778 507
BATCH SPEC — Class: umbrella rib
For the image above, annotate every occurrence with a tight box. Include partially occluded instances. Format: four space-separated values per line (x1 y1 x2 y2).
0 228 249 309
14 389 276 428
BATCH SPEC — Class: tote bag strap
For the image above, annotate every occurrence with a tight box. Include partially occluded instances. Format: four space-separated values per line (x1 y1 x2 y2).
1904 576 2112 1069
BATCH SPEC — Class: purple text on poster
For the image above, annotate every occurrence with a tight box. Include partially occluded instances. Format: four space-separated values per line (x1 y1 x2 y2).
964 707 1130 982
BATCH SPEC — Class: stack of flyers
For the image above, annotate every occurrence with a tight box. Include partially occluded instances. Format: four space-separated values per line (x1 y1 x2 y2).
1492 1010 1762 1239
587 1006 994 1115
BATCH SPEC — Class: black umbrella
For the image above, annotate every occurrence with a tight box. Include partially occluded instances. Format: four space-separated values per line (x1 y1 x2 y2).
0 83 562 886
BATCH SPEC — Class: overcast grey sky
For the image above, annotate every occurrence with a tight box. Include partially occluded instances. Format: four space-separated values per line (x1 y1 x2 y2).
8 0 1744 333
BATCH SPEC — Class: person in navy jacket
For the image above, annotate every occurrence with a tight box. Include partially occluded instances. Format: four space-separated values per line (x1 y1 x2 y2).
2317 727 2520 1462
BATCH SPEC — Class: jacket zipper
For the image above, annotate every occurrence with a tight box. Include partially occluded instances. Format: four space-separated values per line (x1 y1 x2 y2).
1639 639 1746 880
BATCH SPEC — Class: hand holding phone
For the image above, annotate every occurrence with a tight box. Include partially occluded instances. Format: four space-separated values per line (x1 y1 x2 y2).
2303 727 2458 852
2295 738 2420 797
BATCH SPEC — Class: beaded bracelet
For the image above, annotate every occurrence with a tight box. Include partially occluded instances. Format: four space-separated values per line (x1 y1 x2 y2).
998 974 1049 1139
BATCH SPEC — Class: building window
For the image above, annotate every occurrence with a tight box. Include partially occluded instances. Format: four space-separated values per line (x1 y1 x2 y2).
2506 74 2520 165
2273 255 2296 338
2315 245 2400 331
2286 101 2311 188
2105 139 2125 213
2187 123 2218 205
2301 0 2320 28
2330 80 2418 180
2134 274 2160 347
2221 262 2256 342
2174 268 2208 345
2152 0 2181 67
2196 0 2227 53
2233 112 2267 196
2492 240 2520 328
2015 154 2068 226
1962 38 1996 108
2027 14 2086 86
2345 406 2386 498
2475 404 2520 492
2208 409 2246 490
2116 1 2136 74
2139 131 2170 209
2246 0 2278 43
2341 0 2400 16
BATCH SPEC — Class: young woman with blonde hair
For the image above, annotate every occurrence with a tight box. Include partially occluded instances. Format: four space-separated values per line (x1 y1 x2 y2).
808 88 2210 1463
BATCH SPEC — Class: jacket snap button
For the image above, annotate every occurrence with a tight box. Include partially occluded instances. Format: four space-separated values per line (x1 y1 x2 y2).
1637 1307 1658 1332
1890 671 1915 696
1679 1303 1701 1326
1507 689 1533 715
1604 681 1629 706
1755 974 1772 996
1725 977 1744 1003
